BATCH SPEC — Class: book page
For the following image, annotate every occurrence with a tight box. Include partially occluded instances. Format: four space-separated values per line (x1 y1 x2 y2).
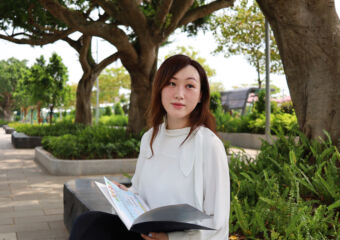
103 177 150 229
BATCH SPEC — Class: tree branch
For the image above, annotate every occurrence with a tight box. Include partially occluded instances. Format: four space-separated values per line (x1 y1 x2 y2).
38 0 138 65
118 0 151 46
78 35 93 75
0 29 74 46
178 0 234 27
96 52 120 73
91 0 128 25
163 0 194 36
152 0 173 34
63 36 81 52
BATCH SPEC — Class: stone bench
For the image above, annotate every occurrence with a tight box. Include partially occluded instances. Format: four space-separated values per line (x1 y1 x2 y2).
64 177 131 232
3 125 14 134
11 131 42 148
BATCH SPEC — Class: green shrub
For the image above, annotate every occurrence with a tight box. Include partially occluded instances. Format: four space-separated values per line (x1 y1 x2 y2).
280 100 294 114
114 103 124 115
271 112 299 135
215 109 298 135
62 114 75 122
8 121 85 136
42 125 141 159
210 91 223 114
0 119 9 126
104 106 113 116
99 115 128 127
229 131 340 239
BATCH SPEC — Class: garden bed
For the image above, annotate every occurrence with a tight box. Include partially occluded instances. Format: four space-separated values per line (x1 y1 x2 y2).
34 147 137 176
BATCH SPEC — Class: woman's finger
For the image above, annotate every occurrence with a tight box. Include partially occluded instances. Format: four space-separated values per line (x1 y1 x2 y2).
117 183 128 191
141 233 154 240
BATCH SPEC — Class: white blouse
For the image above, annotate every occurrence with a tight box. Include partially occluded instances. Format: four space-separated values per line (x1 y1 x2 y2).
129 123 230 240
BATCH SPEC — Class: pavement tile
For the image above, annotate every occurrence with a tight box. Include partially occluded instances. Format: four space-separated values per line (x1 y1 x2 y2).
0 185 9 191
16 229 68 240
0 207 14 213
0 232 17 240
1 200 39 208
0 209 44 218
0 218 14 225
47 220 65 230
0 222 49 233
13 205 42 211
0 191 10 198
43 209 63 216
14 215 62 224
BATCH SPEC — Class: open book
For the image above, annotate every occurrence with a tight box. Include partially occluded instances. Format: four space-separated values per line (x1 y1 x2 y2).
94 177 214 234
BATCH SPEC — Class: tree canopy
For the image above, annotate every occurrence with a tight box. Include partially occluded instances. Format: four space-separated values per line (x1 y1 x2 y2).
22 53 69 109
0 58 28 120
211 0 283 88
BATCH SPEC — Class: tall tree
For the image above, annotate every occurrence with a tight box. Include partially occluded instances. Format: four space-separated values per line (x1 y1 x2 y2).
0 0 235 134
0 58 28 121
211 0 283 88
256 0 340 149
45 53 69 123
21 53 69 124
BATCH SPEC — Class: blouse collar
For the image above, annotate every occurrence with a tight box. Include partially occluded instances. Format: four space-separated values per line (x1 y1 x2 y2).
162 122 191 137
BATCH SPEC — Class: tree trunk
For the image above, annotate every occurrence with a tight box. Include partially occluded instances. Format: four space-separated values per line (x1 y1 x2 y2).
3 109 11 122
1 93 13 121
125 48 158 134
128 71 153 133
75 73 97 125
257 0 340 148
66 35 119 126
21 107 27 122
37 102 42 124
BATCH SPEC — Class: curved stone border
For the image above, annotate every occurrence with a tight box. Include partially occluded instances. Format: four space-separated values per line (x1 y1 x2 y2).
11 131 42 148
219 132 277 149
34 147 137 176
219 132 299 150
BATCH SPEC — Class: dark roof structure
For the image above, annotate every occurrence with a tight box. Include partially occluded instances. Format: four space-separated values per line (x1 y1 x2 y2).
220 87 261 115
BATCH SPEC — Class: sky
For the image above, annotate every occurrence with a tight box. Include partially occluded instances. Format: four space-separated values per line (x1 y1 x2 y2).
1 2 340 98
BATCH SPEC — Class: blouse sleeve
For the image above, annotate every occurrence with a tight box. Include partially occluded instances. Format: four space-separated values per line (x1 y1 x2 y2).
128 130 151 194
168 132 230 240
201 135 230 238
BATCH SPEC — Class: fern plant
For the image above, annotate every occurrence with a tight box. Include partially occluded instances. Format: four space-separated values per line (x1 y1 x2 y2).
228 129 340 239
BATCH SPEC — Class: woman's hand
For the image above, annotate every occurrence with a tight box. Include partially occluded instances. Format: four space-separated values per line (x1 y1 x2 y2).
141 232 169 240
110 180 129 191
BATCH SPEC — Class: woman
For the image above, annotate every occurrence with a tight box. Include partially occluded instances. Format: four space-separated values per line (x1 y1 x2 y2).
69 54 230 240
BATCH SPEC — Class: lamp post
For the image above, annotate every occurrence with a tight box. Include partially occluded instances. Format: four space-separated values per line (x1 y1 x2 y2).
265 19 271 141
95 39 100 124
49 103 53 125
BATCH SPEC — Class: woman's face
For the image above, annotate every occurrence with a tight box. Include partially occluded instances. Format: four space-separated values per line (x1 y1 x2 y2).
161 65 201 129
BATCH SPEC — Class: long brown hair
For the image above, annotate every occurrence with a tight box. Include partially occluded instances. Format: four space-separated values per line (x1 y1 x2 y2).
147 54 217 154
